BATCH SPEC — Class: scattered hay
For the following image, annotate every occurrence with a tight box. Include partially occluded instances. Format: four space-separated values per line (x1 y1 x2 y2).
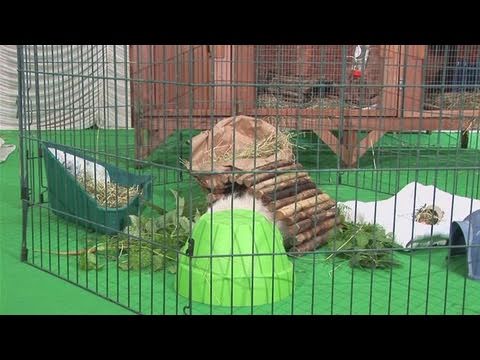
257 93 356 109
213 130 294 163
179 158 191 169
181 127 300 174
415 204 444 225
257 93 295 108
77 174 141 208
426 91 480 110
185 129 295 168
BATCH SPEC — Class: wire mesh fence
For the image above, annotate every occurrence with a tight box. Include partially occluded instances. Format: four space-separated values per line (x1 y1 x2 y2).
18 45 480 315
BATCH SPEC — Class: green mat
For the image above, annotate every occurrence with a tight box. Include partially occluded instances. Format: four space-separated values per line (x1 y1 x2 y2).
0 131 131 314
2 128 480 314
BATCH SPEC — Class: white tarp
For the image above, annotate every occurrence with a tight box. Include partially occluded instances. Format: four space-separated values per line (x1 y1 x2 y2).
48 147 110 183
0 45 130 130
340 182 480 248
0 137 15 163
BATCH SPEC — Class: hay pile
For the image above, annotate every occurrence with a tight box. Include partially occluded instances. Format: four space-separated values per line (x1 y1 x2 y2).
426 91 480 110
210 130 294 164
415 204 444 225
184 116 296 194
77 174 141 208
257 94 356 109
182 128 295 195
181 130 293 173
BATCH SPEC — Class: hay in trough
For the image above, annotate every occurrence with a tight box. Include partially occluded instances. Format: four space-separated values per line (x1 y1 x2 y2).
77 173 141 208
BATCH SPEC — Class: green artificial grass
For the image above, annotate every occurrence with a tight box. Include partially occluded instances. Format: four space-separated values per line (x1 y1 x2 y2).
0 131 131 314
2 128 480 314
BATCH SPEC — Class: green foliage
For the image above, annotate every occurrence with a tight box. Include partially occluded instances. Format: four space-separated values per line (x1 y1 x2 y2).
78 252 104 271
79 189 202 272
326 221 401 269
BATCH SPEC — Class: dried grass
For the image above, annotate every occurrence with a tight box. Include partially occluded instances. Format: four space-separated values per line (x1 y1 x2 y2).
181 129 295 172
257 93 356 109
207 130 294 166
415 204 444 225
221 130 293 162
77 174 141 208
427 91 480 110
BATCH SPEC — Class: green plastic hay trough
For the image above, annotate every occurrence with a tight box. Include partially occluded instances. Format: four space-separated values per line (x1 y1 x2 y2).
176 209 294 307
42 142 153 235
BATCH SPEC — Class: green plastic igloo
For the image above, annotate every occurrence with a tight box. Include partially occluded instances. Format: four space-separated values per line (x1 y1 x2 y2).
176 209 293 307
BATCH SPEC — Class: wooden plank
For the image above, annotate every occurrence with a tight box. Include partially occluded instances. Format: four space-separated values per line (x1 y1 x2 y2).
135 125 177 161
131 45 217 161
143 106 233 118
314 129 342 155
143 107 398 118
341 130 358 167
129 45 137 128
402 45 426 113
214 45 224 58
141 115 479 132
317 129 385 167
295 45 316 78
403 109 480 118
313 129 349 166
213 45 232 114
348 117 479 131
135 114 474 164
380 45 401 114
191 45 210 110
130 45 156 160
233 45 255 114
255 108 397 117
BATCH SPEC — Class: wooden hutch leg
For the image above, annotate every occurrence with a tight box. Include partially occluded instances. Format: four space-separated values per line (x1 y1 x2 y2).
314 129 386 167
135 118 177 167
